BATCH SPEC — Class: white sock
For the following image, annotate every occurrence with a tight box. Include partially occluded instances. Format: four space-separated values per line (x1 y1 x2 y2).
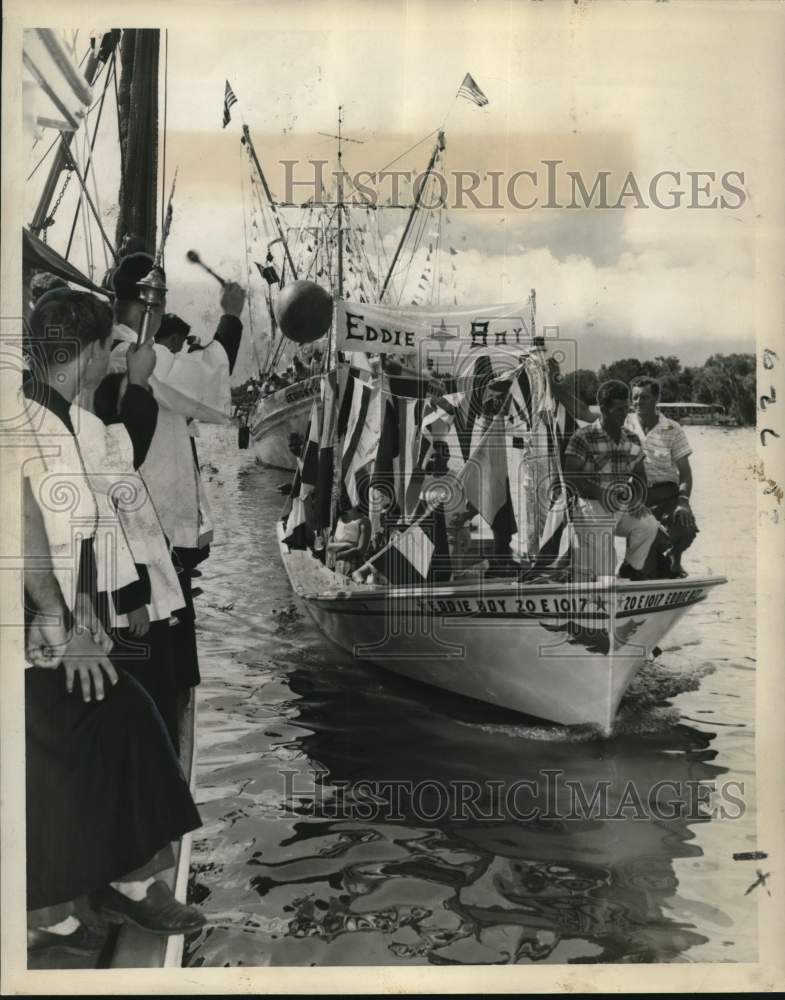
111 876 155 902
40 915 80 936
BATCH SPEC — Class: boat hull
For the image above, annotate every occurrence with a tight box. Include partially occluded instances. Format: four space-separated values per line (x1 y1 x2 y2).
278 530 726 733
249 375 321 470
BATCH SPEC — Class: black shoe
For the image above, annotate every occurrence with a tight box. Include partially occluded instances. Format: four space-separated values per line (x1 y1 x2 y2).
28 923 105 955
618 562 646 581
93 883 206 937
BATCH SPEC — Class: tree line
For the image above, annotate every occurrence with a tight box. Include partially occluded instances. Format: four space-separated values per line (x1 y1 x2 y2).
562 353 756 425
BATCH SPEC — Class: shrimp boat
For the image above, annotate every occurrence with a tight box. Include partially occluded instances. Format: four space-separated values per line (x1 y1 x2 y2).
280 540 725 733
236 114 451 470
23 27 196 970
249 373 322 469
275 291 727 734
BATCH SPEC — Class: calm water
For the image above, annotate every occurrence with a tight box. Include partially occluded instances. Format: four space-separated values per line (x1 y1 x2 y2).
185 425 757 967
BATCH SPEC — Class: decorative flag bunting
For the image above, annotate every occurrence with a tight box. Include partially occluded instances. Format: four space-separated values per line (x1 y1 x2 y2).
223 80 238 128
341 378 380 506
457 73 489 107
364 496 452 587
317 371 338 529
454 410 517 543
284 402 320 549
300 400 321 498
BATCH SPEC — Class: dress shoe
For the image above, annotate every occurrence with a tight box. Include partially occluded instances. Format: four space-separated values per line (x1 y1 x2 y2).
93 882 206 936
28 923 105 955
618 562 646 581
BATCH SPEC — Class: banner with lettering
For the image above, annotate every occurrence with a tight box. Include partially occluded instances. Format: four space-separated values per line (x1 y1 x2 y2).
335 298 536 360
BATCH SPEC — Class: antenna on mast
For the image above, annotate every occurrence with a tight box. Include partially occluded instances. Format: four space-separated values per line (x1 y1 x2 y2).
318 105 363 298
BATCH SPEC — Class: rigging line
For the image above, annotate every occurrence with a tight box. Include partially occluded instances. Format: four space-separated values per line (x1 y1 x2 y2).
26 134 61 181
373 127 440 179
240 169 263 377
78 142 94 279
26 58 110 181
64 49 115 260
58 134 117 261
391 175 433 304
112 51 126 216
86 125 110 273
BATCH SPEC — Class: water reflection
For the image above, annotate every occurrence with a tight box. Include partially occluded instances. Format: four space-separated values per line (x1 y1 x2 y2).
198 651 726 965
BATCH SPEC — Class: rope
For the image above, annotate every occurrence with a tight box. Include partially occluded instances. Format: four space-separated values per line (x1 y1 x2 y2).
65 50 116 259
240 169 263 376
26 135 61 181
58 135 116 261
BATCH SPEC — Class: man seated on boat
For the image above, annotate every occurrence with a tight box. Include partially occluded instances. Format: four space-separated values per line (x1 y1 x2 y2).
326 491 372 579
292 355 308 382
563 380 660 582
627 376 698 577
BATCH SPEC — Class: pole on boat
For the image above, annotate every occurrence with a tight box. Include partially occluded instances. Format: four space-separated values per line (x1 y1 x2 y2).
242 124 298 280
379 130 446 303
29 31 120 236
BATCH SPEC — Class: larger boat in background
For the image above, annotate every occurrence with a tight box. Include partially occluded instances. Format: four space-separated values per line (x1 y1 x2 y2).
235 115 449 470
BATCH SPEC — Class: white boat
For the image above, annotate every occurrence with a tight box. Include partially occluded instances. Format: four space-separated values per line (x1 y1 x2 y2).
278 528 726 734
250 374 321 470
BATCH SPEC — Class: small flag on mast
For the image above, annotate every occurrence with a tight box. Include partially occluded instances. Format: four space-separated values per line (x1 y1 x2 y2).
223 80 238 128
457 73 489 107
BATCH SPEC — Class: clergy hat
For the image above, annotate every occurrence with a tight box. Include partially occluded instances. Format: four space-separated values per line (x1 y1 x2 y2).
111 252 156 302
156 312 191 342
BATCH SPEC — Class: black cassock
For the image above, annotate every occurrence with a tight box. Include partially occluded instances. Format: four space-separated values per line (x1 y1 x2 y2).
23 379 200 919
25 665 200 915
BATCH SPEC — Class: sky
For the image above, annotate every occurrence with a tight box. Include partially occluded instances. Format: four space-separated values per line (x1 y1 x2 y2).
22 1 785 379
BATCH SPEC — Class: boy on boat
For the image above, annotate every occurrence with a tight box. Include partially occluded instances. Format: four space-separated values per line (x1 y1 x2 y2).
563 380 659 582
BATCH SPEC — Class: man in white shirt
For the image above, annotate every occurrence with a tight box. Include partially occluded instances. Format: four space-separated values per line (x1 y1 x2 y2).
626 376 698 577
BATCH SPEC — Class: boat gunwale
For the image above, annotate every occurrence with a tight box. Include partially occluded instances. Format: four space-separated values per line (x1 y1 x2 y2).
276 526 727 603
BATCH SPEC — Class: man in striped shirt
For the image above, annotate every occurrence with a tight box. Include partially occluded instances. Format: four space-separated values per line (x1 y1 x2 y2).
564 380 659 582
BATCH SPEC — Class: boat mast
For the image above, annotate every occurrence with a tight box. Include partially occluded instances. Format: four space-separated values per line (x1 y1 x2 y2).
115 29 161 254
379 130 446 302
29 31 120 236
242 124 298 279
317 106 363 298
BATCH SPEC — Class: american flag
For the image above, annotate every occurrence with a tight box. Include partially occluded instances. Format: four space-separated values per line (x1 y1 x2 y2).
222 80 238 128
457 72 489 107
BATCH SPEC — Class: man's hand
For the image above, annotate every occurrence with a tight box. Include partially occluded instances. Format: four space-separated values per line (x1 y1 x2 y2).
126 605 150 638
62 632 118 702
220 282 246 318
27 613 118 702
73 594 113 653
126 340 157 386
26 612 69 668
673 500 696 531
